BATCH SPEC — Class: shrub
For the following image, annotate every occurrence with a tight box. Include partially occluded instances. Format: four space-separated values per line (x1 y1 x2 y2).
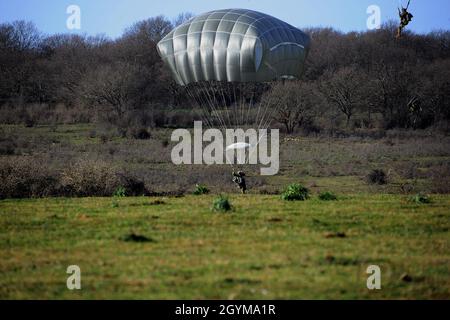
0 157 59 199
318 191 337 201
111 201 119 208
367 169 387 185
61 160 148 197
61 159 121 197
212 195 232 212
408 193 431 204
281 183 309 201
113 186 126 197
161 138 169 148
118 173 148 196
130 127 151 140
193 184 209 195
99 134 109 144
0 140 16 155
24 117 35 128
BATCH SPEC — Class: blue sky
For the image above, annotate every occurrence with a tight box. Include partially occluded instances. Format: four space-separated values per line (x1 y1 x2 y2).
1 0 449 38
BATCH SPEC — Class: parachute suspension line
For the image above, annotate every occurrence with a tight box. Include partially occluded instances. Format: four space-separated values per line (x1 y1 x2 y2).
239 86 247 170
245 84 256 129
187 86 234 170
237 82 242 127
232 83 239 129
189 85 209 127
195 84 217 130
188 84 236 170
185 86 202 126
256 88 275 130
240 83 246 127
200 81 220 130
242 83 261 169
196 82 215 127
186 85 213 129
233 83 266 169
254 85 266 129
257 85 282 133
258 67 282 131
216 83 231 133
218 82 232 129
243 83 249 127
196 81 219 129
260 88 284 131
243 88 283 170
201 80 228 134
246 129 268 168
256 82 278 131
236 84 241 127
260 90 281 129
258 84 273 129
192 85 214 129
216 84 238 170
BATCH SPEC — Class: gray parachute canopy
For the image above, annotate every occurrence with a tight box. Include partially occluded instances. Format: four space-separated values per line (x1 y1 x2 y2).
157 8 310 86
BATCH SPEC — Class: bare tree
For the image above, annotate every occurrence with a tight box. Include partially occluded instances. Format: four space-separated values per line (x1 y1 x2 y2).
4 20 41 51
320 67 367 127
0 21 41 105
263 81 315 134
173 12 195 27
78 62 136 116
123 16 172 43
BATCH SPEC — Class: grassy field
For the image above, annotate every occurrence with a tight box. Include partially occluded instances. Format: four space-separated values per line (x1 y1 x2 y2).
1 194 449 299
1 124 449 299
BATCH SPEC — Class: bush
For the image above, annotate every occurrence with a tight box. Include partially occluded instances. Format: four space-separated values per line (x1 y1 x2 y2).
367 169 387 185
130 127 151 140
24 117 35 128
0 157 59 199
193 184 209 195
118 173 148 196
212 195 232 212
61 160 148 197
0 140 16 155
408 193 431 204
281 183 309 201
161 138 169 148
318 191 337 201
113 186 126 197
61 159 121 197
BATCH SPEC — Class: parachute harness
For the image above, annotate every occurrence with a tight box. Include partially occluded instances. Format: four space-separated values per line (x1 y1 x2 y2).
396 0 413 39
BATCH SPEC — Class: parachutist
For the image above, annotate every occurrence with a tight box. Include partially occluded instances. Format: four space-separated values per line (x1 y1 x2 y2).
396 3 413 38
232 171 247 194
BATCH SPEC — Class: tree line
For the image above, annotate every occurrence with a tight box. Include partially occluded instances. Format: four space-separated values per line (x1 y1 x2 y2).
1 16 449 133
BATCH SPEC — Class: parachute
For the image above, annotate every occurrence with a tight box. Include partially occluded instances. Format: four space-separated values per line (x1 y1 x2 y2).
157 8 310 168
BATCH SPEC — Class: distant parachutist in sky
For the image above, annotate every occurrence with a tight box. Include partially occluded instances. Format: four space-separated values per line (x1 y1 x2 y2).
397 0 414 38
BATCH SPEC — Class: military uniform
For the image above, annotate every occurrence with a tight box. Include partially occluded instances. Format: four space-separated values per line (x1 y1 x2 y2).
232 171 247 194
397 8 413 38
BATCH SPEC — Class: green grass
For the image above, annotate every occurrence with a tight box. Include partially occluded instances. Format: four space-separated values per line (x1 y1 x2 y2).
0 194 449 299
